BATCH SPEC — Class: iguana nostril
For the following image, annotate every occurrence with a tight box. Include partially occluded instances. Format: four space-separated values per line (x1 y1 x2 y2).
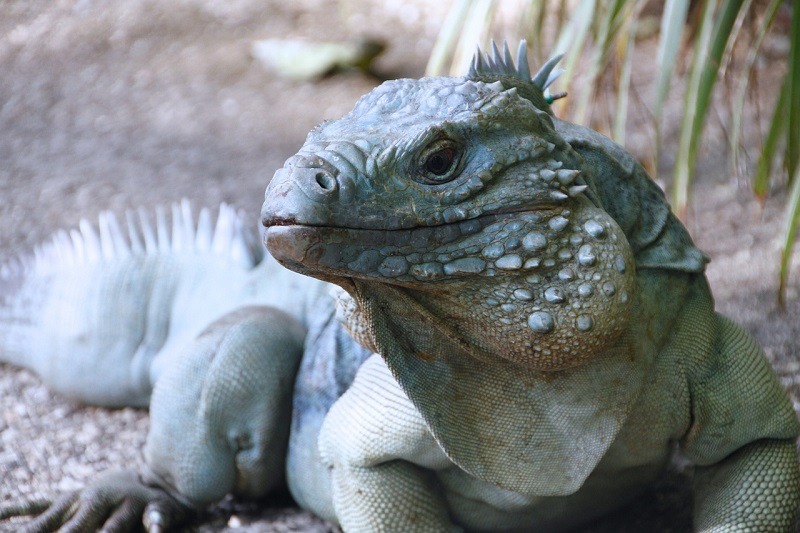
315 171 337 191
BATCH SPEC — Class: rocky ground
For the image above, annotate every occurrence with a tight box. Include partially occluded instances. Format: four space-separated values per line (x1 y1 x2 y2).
1 1 797 531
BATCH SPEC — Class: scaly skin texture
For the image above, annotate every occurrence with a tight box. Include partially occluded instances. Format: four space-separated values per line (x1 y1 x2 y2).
1 42 798 531
263 42 800 530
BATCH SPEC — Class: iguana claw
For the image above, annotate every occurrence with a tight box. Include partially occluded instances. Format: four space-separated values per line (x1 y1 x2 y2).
0 470 189 532
143 501 172 533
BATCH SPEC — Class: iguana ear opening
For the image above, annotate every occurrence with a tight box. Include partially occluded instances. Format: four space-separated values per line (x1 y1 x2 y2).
466 40 565 115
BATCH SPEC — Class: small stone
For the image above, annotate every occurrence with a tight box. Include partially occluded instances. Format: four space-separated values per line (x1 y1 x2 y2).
602 282 617 297
615 255 627 273
576 315 594 332
513 288 533 301
549 216 569 232
569 233 583 246
558 248 572 260
528 311 555 333
443 257 487 275
577 245 597 267
584 220 605 238
577 283 594 297
501 303 517 313
496 254 523 270
523 231 547 251
544 287 566 304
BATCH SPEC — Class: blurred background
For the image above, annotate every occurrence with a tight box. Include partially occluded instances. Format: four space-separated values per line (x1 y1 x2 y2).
0 1 797 530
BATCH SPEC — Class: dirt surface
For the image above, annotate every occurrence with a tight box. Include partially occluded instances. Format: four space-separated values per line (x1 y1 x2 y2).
1 1 798 531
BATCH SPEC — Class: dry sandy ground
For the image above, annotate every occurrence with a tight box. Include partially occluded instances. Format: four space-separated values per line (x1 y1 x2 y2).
1 1 798 531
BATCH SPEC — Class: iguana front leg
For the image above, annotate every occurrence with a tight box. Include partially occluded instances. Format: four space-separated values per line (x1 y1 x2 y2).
144 306 305 506
693 439 800 531
1 306 306 531
319 354 457 532
685 314 800 531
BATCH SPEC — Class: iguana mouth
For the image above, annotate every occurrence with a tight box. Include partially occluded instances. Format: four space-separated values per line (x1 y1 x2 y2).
262 203 560 231
264 206 562 285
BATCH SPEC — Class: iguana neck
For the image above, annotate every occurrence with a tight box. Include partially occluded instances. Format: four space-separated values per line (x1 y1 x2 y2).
347 279 651 496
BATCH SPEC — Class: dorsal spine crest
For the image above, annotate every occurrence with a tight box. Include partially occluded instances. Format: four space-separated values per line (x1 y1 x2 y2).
0 200 264 280
467 40 567 110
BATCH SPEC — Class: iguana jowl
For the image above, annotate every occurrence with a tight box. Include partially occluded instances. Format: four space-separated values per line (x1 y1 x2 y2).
2 41 799 531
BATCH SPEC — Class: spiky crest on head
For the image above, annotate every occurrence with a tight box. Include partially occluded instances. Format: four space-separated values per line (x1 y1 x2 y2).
467 40 566 115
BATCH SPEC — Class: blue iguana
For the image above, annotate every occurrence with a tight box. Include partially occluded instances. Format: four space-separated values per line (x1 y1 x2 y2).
2 42 798 531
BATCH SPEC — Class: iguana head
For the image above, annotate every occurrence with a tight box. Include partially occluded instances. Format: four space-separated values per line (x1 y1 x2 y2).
263 41 636 372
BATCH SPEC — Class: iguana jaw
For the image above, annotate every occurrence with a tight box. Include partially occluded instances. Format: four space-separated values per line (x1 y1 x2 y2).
265 202 637 371
264 207 557 286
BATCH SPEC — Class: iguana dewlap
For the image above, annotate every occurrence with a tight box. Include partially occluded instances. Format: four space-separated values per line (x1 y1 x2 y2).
1 41 798 532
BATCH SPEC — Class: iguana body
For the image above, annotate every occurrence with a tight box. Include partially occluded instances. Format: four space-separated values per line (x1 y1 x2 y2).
2 42 798 531
0 201 326 407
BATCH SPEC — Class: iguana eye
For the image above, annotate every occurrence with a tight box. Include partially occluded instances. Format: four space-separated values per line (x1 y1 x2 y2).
426 148 455 175
419 141 461 184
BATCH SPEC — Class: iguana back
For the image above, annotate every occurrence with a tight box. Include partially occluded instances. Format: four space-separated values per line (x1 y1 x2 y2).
0 200 323 406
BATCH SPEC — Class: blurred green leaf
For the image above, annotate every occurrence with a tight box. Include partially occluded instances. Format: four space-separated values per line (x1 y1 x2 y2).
612 14 637 145
780 164 800 305
426 0 473 77
572 0 633 124
519 0 547 63
729 0 781 178
672 0 745 220
754 76 788 200
778 0 800 302
450 0 497 76
787 0 800 180
671 0 716 219
552 0 596 115
655 0 690 120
